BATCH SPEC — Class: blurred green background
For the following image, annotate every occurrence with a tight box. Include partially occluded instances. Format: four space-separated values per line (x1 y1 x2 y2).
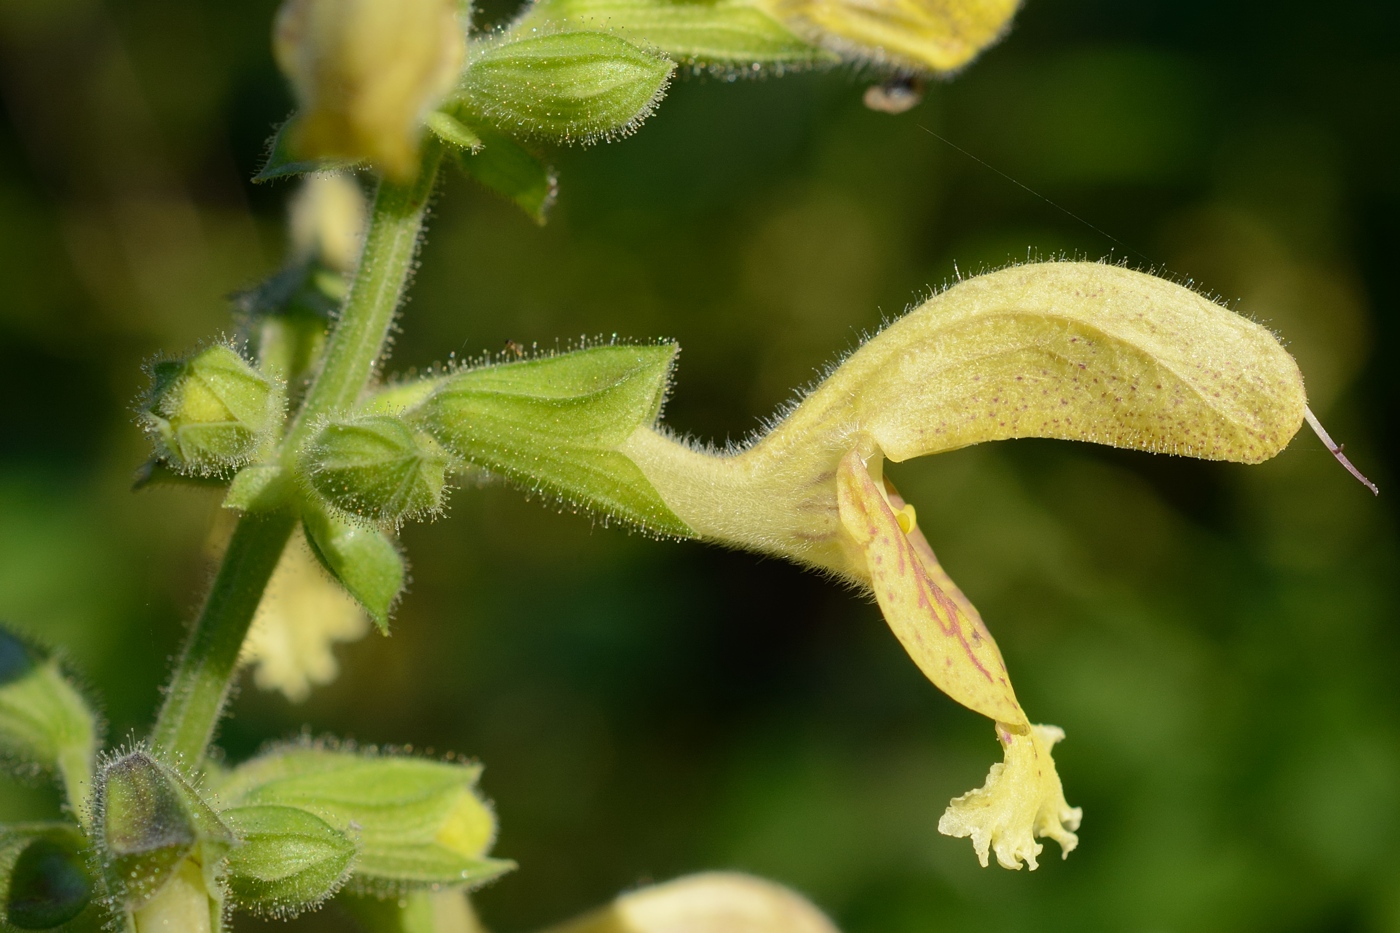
2 0 1398 930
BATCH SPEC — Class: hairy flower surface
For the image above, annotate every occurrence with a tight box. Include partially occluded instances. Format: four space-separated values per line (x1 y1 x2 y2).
755 0 1021 72
274 0 465 180
618 261 1307 867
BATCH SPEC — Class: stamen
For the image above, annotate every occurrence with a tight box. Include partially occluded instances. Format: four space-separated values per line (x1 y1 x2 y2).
895 504 917 534
1304 407 1378 496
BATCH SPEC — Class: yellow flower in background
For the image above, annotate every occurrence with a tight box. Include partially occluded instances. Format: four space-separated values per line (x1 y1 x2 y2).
274 0 465 180
540 872 840 933
620 261 1308 867
289 173 368 274
755 0 1021 73
241 529 370 703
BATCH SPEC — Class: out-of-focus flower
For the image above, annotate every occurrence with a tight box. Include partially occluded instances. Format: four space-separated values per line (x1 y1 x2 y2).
539 872 840 933
274 0 466 180
241 529 370 703
618 261 1307 867
289 173 368 273
755 0 1021 73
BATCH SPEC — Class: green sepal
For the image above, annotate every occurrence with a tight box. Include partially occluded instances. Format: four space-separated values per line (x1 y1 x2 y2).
131 461 232 492
416 345 692 536
221 806 355 917
0 823 96 932
455 32 675 143
254 118 364 183
424 112 484 153
452 125 558 225
515 0 835 68
0 629 98 793
340 889 481 933
97 751 232 914
301 506 405 634
301 417 452 527
222 466 289 513
214 746 512 892
141 345 285 477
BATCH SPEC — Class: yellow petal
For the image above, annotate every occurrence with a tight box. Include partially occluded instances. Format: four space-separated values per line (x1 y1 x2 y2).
938 722 1082 870
274 0 465 180
621 262 1306 580
851 262 1307 465
835 448 1022 723
755 0 1021 73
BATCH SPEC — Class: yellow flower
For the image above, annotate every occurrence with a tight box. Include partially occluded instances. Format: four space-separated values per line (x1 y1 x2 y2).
241 529 371 703
754 0 1021 73
289 173 368 274
539 872 840 933
620 261 1307 867
274 0 465 180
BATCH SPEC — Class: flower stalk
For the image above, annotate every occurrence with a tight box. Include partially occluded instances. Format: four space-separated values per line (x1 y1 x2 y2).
151 143 444 767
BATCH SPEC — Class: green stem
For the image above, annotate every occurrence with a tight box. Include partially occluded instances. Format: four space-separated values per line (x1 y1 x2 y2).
151 145 444 765
286 139 445 451
150 510 297 764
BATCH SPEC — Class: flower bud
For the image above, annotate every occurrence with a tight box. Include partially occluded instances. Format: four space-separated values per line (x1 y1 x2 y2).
143 345 284 476
273 0 466 181
98 751 231 915
0 628 98 803
216 744 511 891
754 0 1020 73
455 32 674 143
1 824 94 930
222 805 355 917
303 415 451 527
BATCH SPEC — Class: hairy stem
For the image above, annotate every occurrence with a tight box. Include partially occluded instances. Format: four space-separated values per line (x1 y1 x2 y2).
286 138 444 451
150 509 297 764
151 146 444 765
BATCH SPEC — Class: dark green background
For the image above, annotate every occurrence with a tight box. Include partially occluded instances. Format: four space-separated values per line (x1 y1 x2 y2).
2 0 1398 930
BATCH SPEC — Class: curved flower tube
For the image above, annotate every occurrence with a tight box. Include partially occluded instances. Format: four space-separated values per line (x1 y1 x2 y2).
619 261 1307 868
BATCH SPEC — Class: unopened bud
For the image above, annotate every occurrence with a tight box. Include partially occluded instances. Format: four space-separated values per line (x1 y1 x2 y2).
303 415 451 527
1 825 94 931
222 805 355 917
143 345 283 476
274 0 466 181
455 32 674 143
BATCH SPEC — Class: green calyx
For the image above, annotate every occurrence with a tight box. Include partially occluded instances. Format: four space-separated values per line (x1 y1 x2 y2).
303 416 452 528
221 806 355 917
454 32 675 143
142 345 285 476
214 745 512 893
412 343 693 537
